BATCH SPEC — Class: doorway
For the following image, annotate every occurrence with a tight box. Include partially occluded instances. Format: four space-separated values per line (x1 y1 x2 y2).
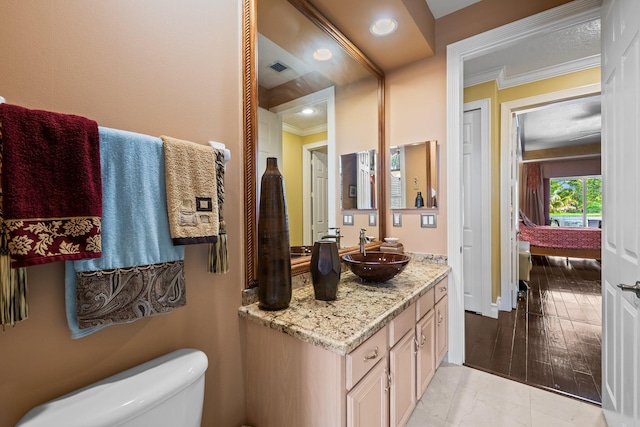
466 87 603 403
499 86 602 308
303 143 329 244
446 0 602 366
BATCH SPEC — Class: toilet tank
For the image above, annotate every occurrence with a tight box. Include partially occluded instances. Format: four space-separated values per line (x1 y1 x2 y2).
17 348 208 427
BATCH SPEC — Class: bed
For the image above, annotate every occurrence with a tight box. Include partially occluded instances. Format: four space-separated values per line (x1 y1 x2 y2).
518 215 601 260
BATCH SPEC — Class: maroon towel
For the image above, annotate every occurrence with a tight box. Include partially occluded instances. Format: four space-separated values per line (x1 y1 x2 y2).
0 103 102 267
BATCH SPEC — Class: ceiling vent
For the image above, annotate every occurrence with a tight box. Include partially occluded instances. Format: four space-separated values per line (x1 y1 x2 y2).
269 61 289 72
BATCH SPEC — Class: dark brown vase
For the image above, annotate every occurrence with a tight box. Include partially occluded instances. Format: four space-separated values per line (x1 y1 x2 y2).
310 240 341 301
258 157 292 310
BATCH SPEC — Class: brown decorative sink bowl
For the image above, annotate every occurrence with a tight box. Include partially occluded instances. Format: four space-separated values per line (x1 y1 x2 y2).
342 252 411 282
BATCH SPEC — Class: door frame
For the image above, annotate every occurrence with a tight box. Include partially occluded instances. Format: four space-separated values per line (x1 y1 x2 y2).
302 140 329 245
463 99 495 318
446 0 602 364
499 84 601 310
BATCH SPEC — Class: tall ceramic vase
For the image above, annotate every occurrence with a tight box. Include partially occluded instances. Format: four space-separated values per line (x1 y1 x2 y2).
258 157 292 310
310 240 341 301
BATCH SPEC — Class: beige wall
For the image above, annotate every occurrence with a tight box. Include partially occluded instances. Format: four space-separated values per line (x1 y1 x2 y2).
335 74 379 247
0 1 245 426
385 0 573 257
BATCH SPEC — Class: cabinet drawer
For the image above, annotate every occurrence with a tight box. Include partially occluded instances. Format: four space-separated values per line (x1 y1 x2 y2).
346 325 388 390
415 288 435 321
388 302 415 348
435 277 448 303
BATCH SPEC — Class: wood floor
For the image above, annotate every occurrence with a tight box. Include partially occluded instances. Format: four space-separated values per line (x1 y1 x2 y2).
465 255 602 404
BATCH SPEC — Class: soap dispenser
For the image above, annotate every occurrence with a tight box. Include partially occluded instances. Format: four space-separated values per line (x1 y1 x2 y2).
415 191 424 208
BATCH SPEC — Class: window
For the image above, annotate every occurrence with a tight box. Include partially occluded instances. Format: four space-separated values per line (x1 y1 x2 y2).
549 176 602 228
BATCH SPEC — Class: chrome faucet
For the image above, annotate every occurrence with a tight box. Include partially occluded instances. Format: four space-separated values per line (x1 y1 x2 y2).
359 228 367 256
321 227 341 248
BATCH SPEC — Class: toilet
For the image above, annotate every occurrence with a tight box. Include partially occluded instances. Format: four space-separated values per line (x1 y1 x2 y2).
16 348 208 427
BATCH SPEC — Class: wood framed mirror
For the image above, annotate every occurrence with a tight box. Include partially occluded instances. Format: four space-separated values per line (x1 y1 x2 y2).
243 0 386 288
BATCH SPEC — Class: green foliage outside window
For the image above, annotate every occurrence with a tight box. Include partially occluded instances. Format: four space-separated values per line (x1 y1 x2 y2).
549 177 602 227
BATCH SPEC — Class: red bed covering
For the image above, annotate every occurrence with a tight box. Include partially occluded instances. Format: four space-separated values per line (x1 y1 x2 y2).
519 224 601 250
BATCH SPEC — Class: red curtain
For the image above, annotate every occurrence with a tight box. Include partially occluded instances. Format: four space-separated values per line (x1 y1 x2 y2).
521 163 545 225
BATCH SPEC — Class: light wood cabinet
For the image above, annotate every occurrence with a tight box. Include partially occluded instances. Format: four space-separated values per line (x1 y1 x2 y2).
389 329 417 427
245 275 449 427
435 293 448 366
416 309 436 398
346 326 389 390
347 357 389 427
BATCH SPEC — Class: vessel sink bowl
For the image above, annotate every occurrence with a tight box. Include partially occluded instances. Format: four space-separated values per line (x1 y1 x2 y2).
342 252 411 282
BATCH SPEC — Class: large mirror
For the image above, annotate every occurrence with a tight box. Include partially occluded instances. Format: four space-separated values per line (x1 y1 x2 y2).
243 0 386 287
389 141 438 209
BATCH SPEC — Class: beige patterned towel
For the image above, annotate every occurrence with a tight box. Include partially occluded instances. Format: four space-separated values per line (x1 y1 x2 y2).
161 135 219 245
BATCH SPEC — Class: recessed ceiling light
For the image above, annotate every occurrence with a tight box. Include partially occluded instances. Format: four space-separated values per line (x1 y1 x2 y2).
301 108 314 115
370 18 398 36
313 48 332 61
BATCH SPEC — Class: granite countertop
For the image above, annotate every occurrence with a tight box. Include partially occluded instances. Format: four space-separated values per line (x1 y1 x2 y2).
238 261 450 355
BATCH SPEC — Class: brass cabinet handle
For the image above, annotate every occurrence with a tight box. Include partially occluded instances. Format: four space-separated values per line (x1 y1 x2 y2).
384 369 392 392
363 346 379 361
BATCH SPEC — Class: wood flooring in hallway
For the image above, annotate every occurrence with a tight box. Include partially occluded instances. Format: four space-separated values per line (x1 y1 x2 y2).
464 256 602 404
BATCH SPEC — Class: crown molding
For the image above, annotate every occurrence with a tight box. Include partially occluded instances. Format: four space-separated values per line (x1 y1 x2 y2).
464 54 601 89
282 122 328 136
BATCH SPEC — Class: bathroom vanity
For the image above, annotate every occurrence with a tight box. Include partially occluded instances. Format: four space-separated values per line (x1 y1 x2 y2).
239 261 450 427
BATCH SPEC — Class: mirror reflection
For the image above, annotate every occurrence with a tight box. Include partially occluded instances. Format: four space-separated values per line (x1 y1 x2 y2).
390 141 438 209
340 150 377 210
256 0 380 251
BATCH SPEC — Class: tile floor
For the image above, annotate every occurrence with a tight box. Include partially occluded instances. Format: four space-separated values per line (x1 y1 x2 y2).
464 256 602 403
406 363 608 427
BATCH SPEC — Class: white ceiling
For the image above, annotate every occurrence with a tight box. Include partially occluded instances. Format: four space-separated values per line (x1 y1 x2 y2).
424 0 480 19
464 19 601 87
281 100 328 135
518 95 601 152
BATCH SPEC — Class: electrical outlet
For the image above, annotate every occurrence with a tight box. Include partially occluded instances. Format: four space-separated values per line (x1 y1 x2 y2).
413 177 419 190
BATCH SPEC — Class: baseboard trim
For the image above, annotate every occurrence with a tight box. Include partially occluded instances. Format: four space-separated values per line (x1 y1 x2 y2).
488 297 501 319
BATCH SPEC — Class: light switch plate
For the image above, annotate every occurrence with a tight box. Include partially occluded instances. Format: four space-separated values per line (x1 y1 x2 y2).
368 213 377 226
393 212 402 227
343 214 354 226
420 213 437 228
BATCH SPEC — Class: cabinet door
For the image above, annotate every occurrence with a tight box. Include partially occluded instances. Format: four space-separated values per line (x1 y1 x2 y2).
389 331 417 427
416 309 435 399
436 294 448 365
347 357 389 427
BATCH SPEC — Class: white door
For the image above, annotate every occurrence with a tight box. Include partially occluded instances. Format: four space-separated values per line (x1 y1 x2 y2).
510 116 519 308
602 0 640 425
462 108 483 313
311 149 329 243
357 151 372 209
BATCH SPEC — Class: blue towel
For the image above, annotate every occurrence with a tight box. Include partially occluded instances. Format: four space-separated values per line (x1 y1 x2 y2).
66 127 185 339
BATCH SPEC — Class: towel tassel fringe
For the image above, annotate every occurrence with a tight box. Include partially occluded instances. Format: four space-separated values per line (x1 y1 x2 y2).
0 230 28 328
